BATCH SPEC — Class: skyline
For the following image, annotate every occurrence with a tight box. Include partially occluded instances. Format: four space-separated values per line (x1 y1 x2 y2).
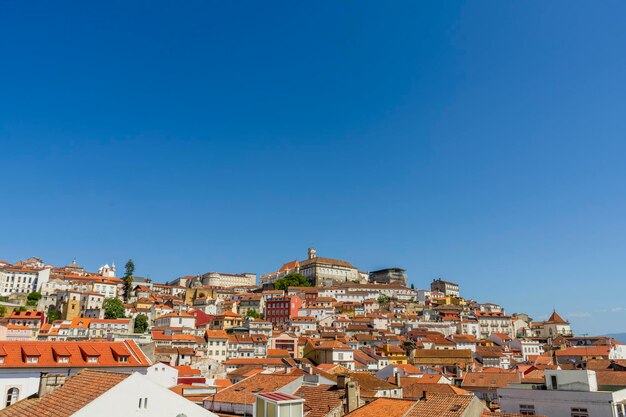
0 250 607 336
3 1 626 335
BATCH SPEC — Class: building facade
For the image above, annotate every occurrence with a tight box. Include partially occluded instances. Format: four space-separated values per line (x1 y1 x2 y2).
368 268 408 286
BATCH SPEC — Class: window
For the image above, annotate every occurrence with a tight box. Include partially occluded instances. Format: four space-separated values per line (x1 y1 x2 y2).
5 387 19 407
618 405 625 417
551 375 558 389
519 405 535 416
26 356 38 364
571 409 588 417
88 356 98 363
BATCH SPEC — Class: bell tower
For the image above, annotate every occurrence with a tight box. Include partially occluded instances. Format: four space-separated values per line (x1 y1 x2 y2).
308 247 317 260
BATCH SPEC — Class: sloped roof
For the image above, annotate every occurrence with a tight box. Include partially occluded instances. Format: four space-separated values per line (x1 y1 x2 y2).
405 393 478 417
461 372 519 389
299 257 356 269
294 385 344 417
396 379 470 398
547 311 569 324
0 370 128 417
345 398 416 417
0 340 150 368
595 371 626 387
208 373 301 405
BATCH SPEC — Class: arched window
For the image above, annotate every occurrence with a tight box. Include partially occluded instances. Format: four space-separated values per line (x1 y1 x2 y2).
6 387 19 407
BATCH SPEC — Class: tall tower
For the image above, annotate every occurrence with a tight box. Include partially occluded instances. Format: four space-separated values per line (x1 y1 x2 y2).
308 247 317 260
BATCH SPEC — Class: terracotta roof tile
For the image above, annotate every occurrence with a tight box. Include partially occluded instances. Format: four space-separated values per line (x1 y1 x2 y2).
345 398 416 417
405 393 478 417
294 385 344 417
0 340 150 368
461 372 519 389
0 369 128 417
207 373 301 405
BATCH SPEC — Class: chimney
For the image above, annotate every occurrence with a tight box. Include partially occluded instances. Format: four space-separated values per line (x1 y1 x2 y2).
345 381 360 413
395 372 401 388
420 390 427 401
38 372 48 397
38 372 67 397
337 374 350 389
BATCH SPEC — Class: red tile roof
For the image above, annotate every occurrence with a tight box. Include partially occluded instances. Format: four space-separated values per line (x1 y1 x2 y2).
547 310 568 324
0 340 150 368
208 373 301 405
345 398 416 417
405 393 478 417
0 369 129 417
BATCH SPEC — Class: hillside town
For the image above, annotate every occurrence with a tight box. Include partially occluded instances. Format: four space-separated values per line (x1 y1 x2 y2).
0 249 623 417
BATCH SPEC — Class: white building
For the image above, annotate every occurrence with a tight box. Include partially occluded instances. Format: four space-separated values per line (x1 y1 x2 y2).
0 266 50 295
153 312 196 328
510 338 544 361
475 311 513 338
200 272 257 288
499 370 626 417
97 263 116 278
2 369 216 417
88 318 133 338
145 362 179 388
205 330 229 363
532 311 573 338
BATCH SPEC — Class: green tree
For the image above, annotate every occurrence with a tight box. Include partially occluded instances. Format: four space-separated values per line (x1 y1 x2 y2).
134 314 149 333
410 283 415 290
0 306 6 317
245 309 261 319
273 273 310 291
17 306 27 312
47 309 60 322
377 294 390 304
103 298 126 319
123 259 135 302
26 291 42 306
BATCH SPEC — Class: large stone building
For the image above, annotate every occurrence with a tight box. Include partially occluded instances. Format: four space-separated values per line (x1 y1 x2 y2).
200 272 256 288
262 248 360 288
430 278 460 297
368 268 407 286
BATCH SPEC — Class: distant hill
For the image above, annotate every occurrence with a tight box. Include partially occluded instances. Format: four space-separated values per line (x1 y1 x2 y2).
605 333 626 344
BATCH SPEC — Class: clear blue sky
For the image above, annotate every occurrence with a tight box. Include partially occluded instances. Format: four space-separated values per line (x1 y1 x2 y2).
2 1 625 334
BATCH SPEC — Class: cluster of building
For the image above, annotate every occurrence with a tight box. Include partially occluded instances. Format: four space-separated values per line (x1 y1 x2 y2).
0 249 622 417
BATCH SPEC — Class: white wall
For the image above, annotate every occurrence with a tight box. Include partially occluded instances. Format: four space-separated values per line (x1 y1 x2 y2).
499 387 626 417
0 365 149 409
146 363 178 388
75 373 217 417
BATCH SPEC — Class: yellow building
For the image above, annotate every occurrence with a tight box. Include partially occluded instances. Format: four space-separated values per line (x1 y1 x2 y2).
376 343 408 365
